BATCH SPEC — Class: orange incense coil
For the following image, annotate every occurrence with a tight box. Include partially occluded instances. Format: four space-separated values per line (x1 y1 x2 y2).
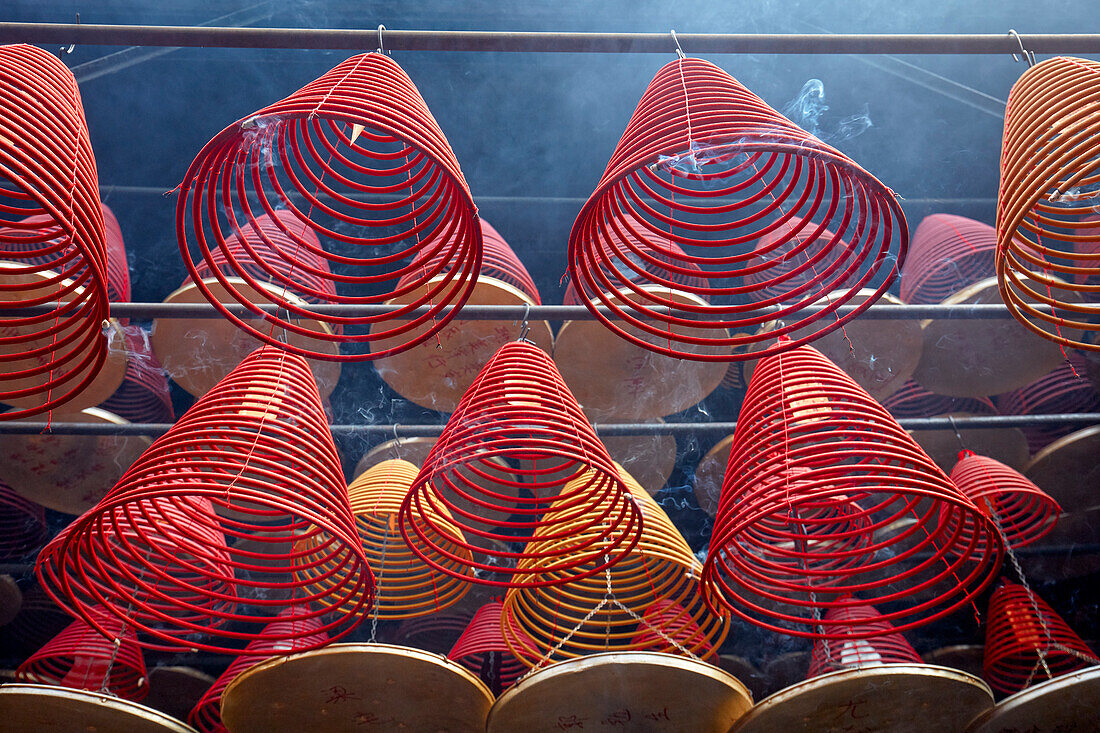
36 347 372 653
997 56 1100 351
374 219 553 413
399 340 643 588
0 479 48 561
99 325 174 425
448 601 538 693
899 214 997 305
0 45 112 419
701 344 1003 639
177 52 481 363
16 611 147 700
296 458 473 619
188 608 327 733
994 355 1100 453
567 56 907 363
948 451 1060 549
983 580 1097 694
500 465 727 666
805 601 923 678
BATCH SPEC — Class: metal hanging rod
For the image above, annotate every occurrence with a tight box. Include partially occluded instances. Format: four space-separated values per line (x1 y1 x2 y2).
2 301 1091 320
1 414 1096 436
3 24 1100 55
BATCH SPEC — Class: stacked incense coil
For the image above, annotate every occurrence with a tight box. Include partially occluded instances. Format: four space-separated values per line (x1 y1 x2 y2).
806 602 923 677
995 356 1100 453
296 458 473 619
568 56 907 363
374 219 552 413
701 344 1003 638
899 214 997 304
99 325 174 425
400 341 643 588
448 601 537 693
983 580 1097 694
0 480 48 560
997 56 1100 352
500 465 727 666
389 611 473 655
0 44 112 419
177 52 481 362
16 613 147 700
36 347 372 653
189 609 327 733
948 451 1060 549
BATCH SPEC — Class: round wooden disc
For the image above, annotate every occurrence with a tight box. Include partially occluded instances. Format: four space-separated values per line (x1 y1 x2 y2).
221 643 493 733
967 666 1100 733
693 435 733 517
0 574 22 627
150 278 341 399
913 278 1075 398
0 684 198 733
922 645 985 680
143 666 216 722
909 411 1030 473
0 264 128 411
744 291 923 401
487 651 753 733
554 289 728 421
733 664 992 733
1025 426 1100 514
599 423 677 495
372 278 554 413
0 407 150 515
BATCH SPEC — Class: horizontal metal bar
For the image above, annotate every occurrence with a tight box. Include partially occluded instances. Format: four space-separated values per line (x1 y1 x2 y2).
1 414 1096 436
3 24 1100 55
3 301 1092 321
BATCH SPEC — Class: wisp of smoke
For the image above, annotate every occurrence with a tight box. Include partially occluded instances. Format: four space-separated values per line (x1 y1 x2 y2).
783 79 873 146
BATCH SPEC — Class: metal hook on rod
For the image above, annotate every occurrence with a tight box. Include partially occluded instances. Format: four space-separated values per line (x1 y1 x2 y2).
670 29 686 59
377 24 387 55
1008 29 1036 67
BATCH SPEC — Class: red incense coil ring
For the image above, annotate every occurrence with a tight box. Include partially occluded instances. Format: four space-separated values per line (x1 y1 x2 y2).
36 346 372 653
700 344 1003 639
997 56 1100 351
567 57 907 362
448 601 537 692
98 325 174 425
899 214 997 305
0 44 111 418
188 608 327 733
994 356 1100 452
500 466 726 666
177 52 482 362
882 379 997 419
0 479 48 560
400 341 643 588
16 612 148 700
948 451 1060 549
296 458 473 620
983 580 1097 694
806 601 922 678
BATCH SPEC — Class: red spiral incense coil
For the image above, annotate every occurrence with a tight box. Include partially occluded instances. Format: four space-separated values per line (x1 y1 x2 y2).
983 580 1097 694
997 56 1100 351
0 479 47 561
177 52 481 362
949 451 1060 549
448 601 537 693
806 601 922 677
189 608 327 733
296 458 473 620
882 379 997 419
99 325 174 425
16 612 147 700
994 356 1100 452
700 344 1003 639
567 57 907 362
36 346 372 653
0 44 111 418
399 340 643 588
500 465 727 666
899 214 997 305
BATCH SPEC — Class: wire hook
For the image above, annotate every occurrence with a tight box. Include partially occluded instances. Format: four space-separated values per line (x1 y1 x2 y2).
670 29 686 60
516 301 532 344
58 12 79 58
1008 29 1035 67
377 24 387 55
388 422 402 460
947 415 967 453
